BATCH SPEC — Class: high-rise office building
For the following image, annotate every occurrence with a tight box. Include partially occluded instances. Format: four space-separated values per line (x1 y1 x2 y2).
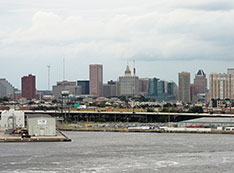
167 81 177 96
209 72 234 100
21 74 36 99
194 70 207 94
148 78 159 97
77 80 89 95
0 78 15 98
89 64 103 97
148 78 177 101
119 65 139 96
167 81 177 100
178 72 191 103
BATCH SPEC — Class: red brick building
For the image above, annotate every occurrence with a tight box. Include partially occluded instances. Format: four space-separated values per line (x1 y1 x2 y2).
21 74 36 99
89 64 103 97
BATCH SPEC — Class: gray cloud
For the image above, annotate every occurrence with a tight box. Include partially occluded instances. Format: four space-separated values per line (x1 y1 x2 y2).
0 0 233 89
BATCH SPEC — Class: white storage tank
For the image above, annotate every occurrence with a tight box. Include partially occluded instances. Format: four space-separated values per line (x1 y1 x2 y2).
27 114 56 136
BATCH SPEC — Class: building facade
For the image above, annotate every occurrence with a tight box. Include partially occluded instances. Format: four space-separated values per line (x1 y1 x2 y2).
52 81 81 100
167 81 177 98
77 80 89 95
148 78 159 97
190 84 199 103
0 110 25 129
194 70 207 94
178 72 191 103
139 78 149 96
89 64 103 97
27 114 56 136
21 74 36 99
0 78 15 98
119 65 139 96
209 72 234 100
103 83 117 97
227 68 234 74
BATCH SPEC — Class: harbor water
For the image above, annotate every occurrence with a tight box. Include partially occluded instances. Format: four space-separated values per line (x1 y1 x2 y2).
1 131 234 172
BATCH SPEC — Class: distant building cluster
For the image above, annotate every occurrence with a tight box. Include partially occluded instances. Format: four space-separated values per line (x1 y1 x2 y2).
0 65 234 106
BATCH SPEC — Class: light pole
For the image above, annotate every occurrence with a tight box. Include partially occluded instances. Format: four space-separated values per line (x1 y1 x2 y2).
61 90 69 122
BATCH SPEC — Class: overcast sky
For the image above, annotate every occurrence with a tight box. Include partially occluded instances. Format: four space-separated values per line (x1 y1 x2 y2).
0 0 234 90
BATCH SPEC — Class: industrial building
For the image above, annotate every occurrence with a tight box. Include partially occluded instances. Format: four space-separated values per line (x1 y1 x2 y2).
0 109 25 128
27 114 56 136
178 117 234 128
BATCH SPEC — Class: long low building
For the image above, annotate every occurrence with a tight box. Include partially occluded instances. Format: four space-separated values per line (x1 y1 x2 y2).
178 117 234 128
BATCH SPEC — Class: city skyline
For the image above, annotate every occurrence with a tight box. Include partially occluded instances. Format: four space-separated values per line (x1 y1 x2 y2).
1 0 234 89
0 64 232 91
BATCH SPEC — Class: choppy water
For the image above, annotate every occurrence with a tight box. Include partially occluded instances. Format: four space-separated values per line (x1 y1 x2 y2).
1 132 234 172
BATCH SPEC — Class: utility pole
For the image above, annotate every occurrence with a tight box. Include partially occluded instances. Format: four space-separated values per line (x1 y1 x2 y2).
132 60 136 114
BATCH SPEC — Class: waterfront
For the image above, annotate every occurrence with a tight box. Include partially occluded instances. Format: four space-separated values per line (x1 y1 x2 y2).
1 132 234 172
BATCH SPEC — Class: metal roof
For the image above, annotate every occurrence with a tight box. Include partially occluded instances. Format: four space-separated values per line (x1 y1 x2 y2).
27 114 53 119
180 117 234 123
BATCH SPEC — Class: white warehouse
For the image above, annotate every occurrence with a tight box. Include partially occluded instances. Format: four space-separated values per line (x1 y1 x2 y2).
27 114 56 136
0 109 25 129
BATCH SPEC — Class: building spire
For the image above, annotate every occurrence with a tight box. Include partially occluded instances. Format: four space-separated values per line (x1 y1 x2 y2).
125 65 131 76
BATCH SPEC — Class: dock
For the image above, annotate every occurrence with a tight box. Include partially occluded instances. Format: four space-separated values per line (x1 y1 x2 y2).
0 129 71 142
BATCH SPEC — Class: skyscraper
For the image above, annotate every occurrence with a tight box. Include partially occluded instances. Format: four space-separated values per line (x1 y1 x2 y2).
21 74 36 99
119 65 139 96
148 78 159 97
89 64 103 97
178 72 191 103
194 70 207 94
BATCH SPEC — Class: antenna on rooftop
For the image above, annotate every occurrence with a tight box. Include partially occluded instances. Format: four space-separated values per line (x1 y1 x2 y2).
47 65 51 90
133 60 136 76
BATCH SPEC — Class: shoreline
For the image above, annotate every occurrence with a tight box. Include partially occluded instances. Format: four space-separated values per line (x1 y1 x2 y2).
0 130 71 143
59 128 234 134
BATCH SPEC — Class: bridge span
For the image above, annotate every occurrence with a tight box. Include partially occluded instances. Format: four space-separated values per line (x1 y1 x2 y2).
1 110 231 123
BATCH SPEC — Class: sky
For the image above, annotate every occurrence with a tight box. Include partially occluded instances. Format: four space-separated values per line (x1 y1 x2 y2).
0 0 234 90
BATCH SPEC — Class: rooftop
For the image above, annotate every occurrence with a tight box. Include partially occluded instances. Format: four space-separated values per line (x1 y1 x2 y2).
27 114 53 119
180 117 234 123
196 70 205 76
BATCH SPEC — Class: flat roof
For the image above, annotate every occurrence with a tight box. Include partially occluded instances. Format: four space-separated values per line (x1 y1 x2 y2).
27 114 53 119
180 117 234 123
